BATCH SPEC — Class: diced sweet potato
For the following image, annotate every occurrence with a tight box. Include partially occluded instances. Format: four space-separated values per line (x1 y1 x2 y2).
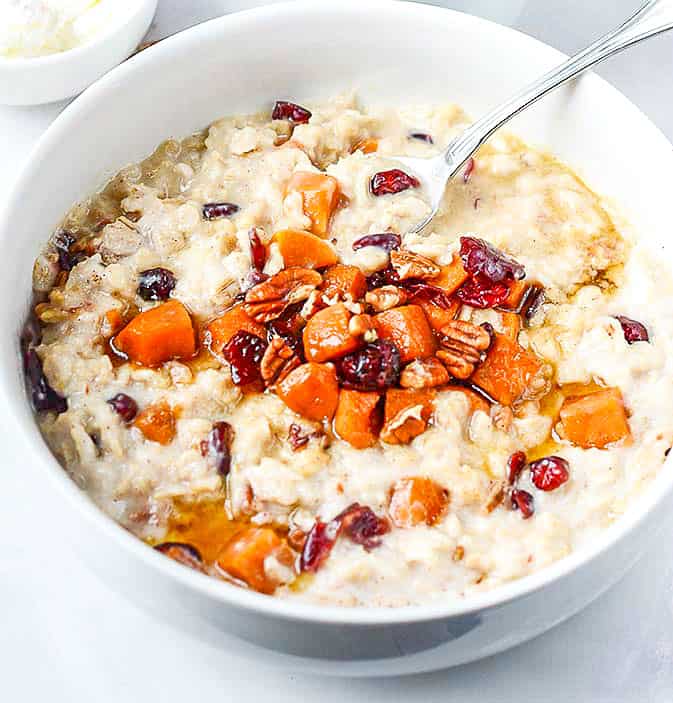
502 280 529 310
205 305 266 358
334 389 382 449
444 385 491 416
471 333 544 406
374 305 436 363
416 298 460 332
276 362 339 422
351 138 378 154
134 401 176 444
559 387 631 448
274 229 338 269
434 255 469 295
388 477 449 527
285 171 340 237
114 300 196 367
501 312 521 341
381 388 435 444
303 303 362 362
320 264 367 301
217 527 294 594
103 309 124 337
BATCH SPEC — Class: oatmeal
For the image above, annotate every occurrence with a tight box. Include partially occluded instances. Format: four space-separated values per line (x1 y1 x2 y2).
25 95 673 606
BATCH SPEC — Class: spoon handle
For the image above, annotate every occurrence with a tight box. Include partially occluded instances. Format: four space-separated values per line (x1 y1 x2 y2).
444 0 673 171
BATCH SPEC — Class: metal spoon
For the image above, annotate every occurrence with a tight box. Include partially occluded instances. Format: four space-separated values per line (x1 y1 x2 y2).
396 0 673 236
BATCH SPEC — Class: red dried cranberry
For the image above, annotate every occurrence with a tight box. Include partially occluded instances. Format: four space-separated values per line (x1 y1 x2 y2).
272 100 312 123
616 316 649 344
365 266 400 290
511 489 535 519
460 236 525 283
463 157 475 183
222 331 267 385
155 542 204 571
53 230 86 271
300 519 340 572
335 340 401 391
370 169 420 196
288 423 310 451
200 421 234 477
403 281 453 310
23 348 66 413
202 202 239 220
409 132 434 144
248 227 267 272
137 267 176 301
337 503 390 551
352 232 401 252
107 393 138 423
455 275 511 309
520 284 545 321
507 451 527 484
529 456 569 492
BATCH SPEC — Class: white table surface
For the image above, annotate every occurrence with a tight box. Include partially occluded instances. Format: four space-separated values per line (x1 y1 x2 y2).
2 1 673 700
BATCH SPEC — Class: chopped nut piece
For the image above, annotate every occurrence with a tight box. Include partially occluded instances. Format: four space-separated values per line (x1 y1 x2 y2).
390 249 440 281
484 480 506 513
365 285 408 312
34 302 69 323
348 313 374 337
260 336 301 386
243 267 322 322
437 320 492 379
400 358 450 389
491 404 514 432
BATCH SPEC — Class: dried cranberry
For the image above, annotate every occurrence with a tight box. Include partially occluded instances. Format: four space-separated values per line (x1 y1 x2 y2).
507 451 527 484
335 340 401 391
403 281 453 310
409 132 434 144
201 421 234 477
137 267 176 301
272 100 312 123
300 519 340 572
288 423 310 451
107 393 138 423
155 542 204 571
616 316 649 344
370 169 420 196
222 331 267 385
455 275 511 309
23 348 66 413
511 489 535 519
53 230 85 272
365 266 400 290
520 284 545 321
463 157 475 183
202 202 239 220
352 232 401 252
529 456 569 492
337 503 390 551
248 227 267 272
460 236 525 283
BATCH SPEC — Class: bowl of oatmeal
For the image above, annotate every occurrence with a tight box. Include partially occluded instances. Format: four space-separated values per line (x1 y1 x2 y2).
3 0 673 676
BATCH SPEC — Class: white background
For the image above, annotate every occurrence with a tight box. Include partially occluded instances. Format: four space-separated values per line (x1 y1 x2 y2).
2 1 673 700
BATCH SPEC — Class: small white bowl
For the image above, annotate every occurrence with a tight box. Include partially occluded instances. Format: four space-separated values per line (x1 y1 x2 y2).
0 0 157 106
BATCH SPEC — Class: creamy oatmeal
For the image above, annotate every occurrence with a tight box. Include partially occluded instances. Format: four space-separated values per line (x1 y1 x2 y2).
26 95 673 606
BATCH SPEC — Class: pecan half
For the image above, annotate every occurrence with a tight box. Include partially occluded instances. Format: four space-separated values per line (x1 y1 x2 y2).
437 320 492 379
365 285 408 312
390 250 440 281
244 267 322 322
399 358 449 389
348 313 374 338
260 336 300 386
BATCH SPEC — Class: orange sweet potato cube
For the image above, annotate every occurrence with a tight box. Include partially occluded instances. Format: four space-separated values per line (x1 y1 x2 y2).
286 171 340 237
205 305 267 358
351 137 378 154
320 264 367 301
502 280 529 310
114 300 196 367
133 401 176 444
471 333 544 406
334 389 382 449
276 362 339 422
500 312 521 341
388 477 449 527
416 298 460 332
374 305 436 363
381 388 435 444
303 303 362 362
559 387 631 448
273 229 338 269
434 255 469 295
217 527 294 594
444 385 491 416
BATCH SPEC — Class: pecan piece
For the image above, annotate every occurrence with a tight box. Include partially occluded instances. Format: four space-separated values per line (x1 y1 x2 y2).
390 250 440 281
484 480 506 513
437 320 492 379
399 358 449 389
365 285 408 312
348 313 374 338
491 404 514 432
260 336 300 386
243 267 322 322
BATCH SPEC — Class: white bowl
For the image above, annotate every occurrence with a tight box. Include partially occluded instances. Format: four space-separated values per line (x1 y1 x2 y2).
2 0 672 677
0 0 157 105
